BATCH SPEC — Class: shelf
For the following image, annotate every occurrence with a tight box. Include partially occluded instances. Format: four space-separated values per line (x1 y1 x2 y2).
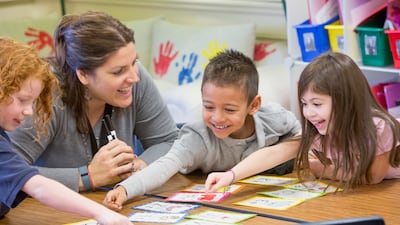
286 0 400 119
293 58 400 75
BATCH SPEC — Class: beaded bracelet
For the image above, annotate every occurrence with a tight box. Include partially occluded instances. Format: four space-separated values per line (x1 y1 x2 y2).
79 165 92 191
227 169 236 185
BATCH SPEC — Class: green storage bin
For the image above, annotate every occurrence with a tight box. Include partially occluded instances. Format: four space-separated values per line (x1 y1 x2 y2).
355 8 393 66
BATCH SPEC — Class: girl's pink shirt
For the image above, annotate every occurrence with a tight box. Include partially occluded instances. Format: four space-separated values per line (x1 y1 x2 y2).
312 117 400 179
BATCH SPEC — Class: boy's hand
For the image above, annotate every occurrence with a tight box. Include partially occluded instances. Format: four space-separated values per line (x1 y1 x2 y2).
204 171 232 192
103 186 128 211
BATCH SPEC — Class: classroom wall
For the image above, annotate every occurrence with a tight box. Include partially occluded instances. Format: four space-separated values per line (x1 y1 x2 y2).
0 0 287 40
0 0 62 20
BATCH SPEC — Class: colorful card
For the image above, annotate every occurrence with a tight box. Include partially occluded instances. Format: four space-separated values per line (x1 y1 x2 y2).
285 181 342 193
239 175 298 186
176 219 240 225
63 220 97 225
183 183 243 194
234 196 304 210
186 210 256 224
165 192 230 203
128 211 187 223
258 188 325 200
133 201 199 213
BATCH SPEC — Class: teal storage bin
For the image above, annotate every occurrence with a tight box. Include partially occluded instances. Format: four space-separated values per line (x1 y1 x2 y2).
355 8 393 66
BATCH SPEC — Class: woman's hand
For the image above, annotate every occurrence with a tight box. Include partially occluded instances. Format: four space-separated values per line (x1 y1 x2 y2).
118 157 148 180
88 139 136 187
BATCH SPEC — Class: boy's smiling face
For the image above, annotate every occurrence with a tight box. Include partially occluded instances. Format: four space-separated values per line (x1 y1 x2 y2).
201 82 260 139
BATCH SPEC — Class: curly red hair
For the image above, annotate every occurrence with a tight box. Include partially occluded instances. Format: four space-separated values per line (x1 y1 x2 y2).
0 37 58 138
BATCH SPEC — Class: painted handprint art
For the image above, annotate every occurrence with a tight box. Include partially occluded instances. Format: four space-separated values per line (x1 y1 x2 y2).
153 41 179 77
24 27 54 56
201 40 227 67
176 53 201 85
253 42 277 62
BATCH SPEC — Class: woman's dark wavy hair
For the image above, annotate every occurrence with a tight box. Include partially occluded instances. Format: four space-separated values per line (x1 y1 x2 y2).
52 11 135 133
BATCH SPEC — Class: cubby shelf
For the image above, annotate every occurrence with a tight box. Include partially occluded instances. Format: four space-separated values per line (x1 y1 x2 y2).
285 0 400 119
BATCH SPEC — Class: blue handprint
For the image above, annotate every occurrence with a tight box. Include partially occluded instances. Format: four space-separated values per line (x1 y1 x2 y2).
176 52 201 85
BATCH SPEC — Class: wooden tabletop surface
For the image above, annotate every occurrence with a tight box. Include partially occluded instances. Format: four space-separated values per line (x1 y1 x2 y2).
1 171 399 225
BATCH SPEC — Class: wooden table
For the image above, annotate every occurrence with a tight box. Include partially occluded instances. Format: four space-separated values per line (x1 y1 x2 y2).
1 171 399 225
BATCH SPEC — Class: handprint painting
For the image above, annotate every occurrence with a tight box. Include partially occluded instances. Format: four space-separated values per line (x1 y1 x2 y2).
150 21 256 86
153 41 179 77
152 39 278 86
0 16 58 57
25 27 54 56
153 40 223 85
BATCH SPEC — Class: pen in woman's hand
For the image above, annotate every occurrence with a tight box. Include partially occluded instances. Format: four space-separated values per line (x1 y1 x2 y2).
103 115 117 142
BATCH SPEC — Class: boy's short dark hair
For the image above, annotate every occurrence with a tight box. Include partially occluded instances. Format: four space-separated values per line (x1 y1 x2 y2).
201 49 259 105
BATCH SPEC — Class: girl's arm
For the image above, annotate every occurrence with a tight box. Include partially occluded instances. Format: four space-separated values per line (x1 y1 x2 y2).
23 175 131 225
205 138 300 192
309 151 390 184
368 151 390 184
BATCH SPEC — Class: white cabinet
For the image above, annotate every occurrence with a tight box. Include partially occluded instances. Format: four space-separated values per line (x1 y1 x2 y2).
285 0 400 119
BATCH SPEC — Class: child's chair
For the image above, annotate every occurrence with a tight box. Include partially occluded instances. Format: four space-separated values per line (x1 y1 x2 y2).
384 82 400 109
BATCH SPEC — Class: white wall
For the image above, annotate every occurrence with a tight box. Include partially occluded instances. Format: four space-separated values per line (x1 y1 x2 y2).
64 0 287 40
0 0 62 20
0 0 287 41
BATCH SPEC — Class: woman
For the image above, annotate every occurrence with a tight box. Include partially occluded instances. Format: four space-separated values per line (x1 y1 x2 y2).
10 11 178 192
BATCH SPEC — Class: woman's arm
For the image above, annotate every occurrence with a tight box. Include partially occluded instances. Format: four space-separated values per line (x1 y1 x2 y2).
133 64 179 164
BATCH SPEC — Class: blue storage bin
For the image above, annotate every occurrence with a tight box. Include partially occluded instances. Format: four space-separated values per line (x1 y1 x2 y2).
295 16 339 62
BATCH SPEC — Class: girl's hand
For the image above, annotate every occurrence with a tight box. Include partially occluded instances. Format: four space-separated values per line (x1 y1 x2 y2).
205 171 233 192
103 186 128 211
308 152 337 179
88 139 136 187
309 157 326 178
95 208 132 225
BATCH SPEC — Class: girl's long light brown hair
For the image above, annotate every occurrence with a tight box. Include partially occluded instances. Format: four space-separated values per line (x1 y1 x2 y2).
295 52 400 190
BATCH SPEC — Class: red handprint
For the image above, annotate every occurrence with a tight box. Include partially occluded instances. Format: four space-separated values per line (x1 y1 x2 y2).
153 41 179 77
24 27 54 56
253 42 277 62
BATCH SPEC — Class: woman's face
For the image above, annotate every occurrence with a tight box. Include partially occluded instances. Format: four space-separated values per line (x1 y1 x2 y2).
81 42 139 108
